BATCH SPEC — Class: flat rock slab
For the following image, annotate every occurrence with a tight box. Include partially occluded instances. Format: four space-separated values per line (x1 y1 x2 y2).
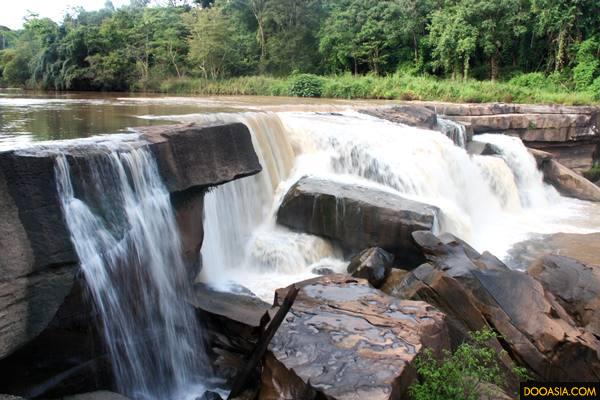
260 274 449 400
277 177 439 267
140 123 262 193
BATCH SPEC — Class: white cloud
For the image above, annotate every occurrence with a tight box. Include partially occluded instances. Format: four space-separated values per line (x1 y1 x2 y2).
0 0 131 30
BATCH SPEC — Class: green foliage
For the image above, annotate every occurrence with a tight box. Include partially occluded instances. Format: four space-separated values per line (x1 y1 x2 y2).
509 73 551 89
584 165 600 182
573 38 600 91
0 0 598 102
288 74 324 97
409 329 514 400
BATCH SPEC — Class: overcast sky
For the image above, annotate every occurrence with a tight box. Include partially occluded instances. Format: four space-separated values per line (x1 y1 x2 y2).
0 0 131 30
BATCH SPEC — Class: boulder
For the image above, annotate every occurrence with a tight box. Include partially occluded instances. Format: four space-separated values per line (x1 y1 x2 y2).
277 177 439 267
382 263 492 350
260 274 449 400
140 123 262 193
191 283 271 384
360 105 437 129
412 231 600 381
539 158 600 201
507 232 600 270
347 247 393 288
529 255 600 336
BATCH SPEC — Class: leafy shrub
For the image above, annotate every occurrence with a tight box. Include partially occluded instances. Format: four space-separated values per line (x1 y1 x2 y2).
508 72 548 89
409 329 526 400
574 38 600 90
584 165 600 182
288 73 324 97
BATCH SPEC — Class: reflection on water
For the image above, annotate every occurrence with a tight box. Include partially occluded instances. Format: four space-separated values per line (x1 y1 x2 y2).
0 90 392 150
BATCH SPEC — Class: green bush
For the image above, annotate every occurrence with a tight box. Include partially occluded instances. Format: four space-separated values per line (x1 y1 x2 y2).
508 72 548 89
574 38 600 90
288 73 324 97
409 329 526 400
584 165 600 182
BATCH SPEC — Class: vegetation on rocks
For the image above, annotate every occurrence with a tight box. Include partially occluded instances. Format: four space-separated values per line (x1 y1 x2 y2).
410 329 528 400
0 0 598 104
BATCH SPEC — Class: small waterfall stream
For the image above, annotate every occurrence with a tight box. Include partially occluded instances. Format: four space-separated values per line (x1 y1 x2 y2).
55 145 209 400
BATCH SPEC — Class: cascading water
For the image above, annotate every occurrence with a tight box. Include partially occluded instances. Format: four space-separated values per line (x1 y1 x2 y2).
55 144 210 400
145 107 600 298
473 134 559 207
436 117 468 148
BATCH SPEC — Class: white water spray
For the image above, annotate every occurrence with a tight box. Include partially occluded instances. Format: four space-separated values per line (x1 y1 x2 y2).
55 146 210 400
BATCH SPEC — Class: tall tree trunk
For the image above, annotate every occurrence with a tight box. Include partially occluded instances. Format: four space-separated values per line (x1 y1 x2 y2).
463 56 470 81
490 53 498 81
555 27 567 72
413 33 418 64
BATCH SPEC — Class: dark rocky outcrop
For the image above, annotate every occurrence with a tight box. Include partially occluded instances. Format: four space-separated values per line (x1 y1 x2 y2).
191 283 271 385
62 391 131 400
260 274 450 400
0 150 79 360
347 247 393 288
360 105 438 130
407 231 600 381
529 255 600 337
0 123 263 395
530 147 600 201
277 177 439 267
140 123 262 193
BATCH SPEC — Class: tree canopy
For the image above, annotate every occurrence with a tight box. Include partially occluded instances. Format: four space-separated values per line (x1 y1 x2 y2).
0 0 598 93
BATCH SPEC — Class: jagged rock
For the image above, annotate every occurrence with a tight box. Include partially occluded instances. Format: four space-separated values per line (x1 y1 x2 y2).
347 247 393 288
412 231 600 381
196 391 223 400
260 274 450 400
539 157 600 201
379 269 410 294
277 177 439 267
360 105 437 129
191 283 270 384
311 267 335 276
529 255 600 336
140 123 262 193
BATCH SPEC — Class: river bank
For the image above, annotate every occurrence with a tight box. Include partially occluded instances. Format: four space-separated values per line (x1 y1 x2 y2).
148 74 599 106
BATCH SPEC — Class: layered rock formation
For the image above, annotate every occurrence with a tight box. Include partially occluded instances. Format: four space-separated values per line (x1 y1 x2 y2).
260 275 450 400
0 123 262 396
426 102 600 172
277 177 439 267
390 231 600 381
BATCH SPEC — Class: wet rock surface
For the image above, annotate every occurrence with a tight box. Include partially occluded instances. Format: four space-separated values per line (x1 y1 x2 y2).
529 255 600 336
410 231 600 381
507 232 600 269
360 105 438 129
277 177 439 267
539 157 600 201
140 123 262 193
347 247 393 288
260 274 449 400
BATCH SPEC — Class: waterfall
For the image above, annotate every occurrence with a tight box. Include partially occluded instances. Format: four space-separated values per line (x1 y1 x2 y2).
473 134 559 207
55 145 209 400
142 108 597 299
199 113 344 299
436 117 467 148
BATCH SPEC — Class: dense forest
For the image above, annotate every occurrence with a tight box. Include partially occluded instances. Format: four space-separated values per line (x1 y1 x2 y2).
0 0 599 102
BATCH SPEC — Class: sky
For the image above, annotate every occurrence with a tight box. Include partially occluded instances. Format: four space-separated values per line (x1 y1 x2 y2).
0 0 131 30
